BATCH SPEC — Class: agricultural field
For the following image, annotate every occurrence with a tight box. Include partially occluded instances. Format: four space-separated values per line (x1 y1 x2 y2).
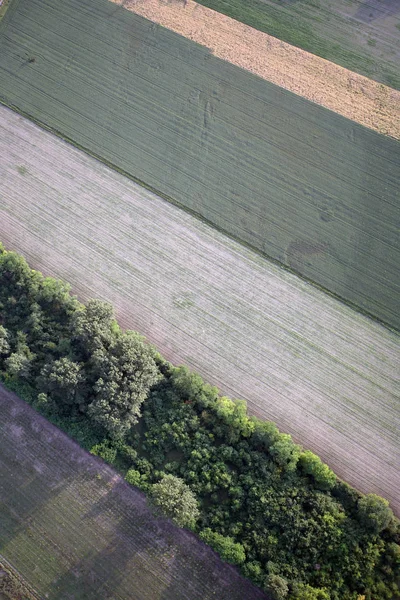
0 556 42 600
1 0 400 329
114 0 400 137
1 106 399 515
194 0 400 89
0 385 268 600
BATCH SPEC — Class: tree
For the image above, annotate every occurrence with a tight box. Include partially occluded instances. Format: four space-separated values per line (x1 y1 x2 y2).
291 583 330 600
150 474 200 528
299 450 336 490
270 434 301 472
0 326 10 356
72 299 118 357
199 529 246 565
264 574 289 600
38 357 84 407
357 494 394 533
5 352 32 379
87 331 161 439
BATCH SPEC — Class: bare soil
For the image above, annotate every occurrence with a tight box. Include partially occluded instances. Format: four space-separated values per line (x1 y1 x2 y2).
111 0 400 138
1 106 399 515
0 385 268 600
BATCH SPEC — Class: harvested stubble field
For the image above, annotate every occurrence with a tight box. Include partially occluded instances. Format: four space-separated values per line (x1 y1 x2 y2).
115 0 400 135
0 385 268 600
192 0 400 89
0 0 399 329
1 107 399 515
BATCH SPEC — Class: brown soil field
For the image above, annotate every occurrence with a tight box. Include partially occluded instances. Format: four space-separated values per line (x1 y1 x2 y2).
1 106 399 515
0 385 268 600
110 0 400 139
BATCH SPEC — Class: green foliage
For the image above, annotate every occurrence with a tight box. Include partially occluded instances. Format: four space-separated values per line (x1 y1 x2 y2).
265 574 289 599
0 325 10 356
87 330 161 440
199 528 246 565
37 357 83 407
299 450 337 490
125 468 147 491
291 583 330 600
269 433 302 472
357 494 394 534
150 474 200 529
90 442 117 465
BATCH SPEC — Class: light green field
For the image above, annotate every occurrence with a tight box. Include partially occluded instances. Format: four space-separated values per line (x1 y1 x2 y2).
0 0 399 329
1 106 399 515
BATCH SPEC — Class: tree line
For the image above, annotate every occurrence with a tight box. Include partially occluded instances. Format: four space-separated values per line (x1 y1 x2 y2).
0 242 399 600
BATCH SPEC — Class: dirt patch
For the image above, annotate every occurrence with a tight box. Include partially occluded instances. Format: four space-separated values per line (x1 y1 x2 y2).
111 0 400 138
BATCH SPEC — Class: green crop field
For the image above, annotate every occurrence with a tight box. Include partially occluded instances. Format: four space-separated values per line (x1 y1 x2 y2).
1 106 399 515
195 0 400 90
0 385 267 600
0 0 399 329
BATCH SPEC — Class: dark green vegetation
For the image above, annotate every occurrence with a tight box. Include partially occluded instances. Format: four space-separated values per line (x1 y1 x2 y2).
1 0 399 329
1 244 399 600
195 0 400 89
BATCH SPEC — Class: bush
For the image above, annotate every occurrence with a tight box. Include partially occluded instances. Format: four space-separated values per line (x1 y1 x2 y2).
90 442 117 465
199 529 246 565
357 494 394 533
299 450 336 490
150 474 200 528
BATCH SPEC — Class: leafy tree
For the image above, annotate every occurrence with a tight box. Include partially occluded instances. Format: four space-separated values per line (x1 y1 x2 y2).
72 299 119 357
199 529 246 565
291 583 330 600
264 574 289 599
0 326 10 356
38 357 83 407
270 433 301 472
87 331 161 439
357 494 394 533
5 352 32 379
299 450 336 490
150 474 199 528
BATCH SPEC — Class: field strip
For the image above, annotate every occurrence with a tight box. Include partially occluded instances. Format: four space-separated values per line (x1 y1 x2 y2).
112 0 400 139
1 0 399 329
0 386 267 600
1 106 399 514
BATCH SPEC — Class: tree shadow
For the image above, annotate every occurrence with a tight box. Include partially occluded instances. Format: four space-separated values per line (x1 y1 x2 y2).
49 477 269 600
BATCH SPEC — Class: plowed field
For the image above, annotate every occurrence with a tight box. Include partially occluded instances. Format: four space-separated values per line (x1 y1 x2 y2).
1 106 399 514
0 385 268 600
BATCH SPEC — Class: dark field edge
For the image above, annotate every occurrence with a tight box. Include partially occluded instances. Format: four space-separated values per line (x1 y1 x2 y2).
0 555 43 600
1 99 398 336
194 0 400 90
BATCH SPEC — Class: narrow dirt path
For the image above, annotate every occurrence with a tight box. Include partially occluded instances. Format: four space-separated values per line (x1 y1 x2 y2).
111 0 400 138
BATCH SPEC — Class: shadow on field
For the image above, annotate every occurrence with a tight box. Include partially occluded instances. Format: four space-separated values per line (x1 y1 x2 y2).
354 0 400 22
49 479 269 600
47 480 166 600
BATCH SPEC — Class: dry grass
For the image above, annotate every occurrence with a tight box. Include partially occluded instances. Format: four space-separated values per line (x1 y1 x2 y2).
112 0 400 138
